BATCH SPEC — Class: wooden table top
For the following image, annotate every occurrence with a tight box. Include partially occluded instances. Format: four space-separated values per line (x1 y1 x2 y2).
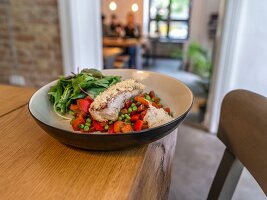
0 85 35 117
103 37 141 48
0 85 177 200
103 47 123 59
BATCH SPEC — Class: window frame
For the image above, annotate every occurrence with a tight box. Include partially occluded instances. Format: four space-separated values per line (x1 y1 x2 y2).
148 0 192 41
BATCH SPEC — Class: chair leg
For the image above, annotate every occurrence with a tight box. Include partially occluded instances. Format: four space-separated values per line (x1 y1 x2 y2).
207 149 244 200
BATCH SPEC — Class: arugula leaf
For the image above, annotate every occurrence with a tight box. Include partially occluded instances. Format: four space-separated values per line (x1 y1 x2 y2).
48 68 121 115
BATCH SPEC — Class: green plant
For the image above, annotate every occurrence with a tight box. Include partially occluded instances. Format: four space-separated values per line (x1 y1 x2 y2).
170 48 183 59
155 10 163 33
187 42 212 78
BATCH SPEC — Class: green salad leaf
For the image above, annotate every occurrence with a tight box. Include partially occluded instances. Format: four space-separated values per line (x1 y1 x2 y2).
48 68 121 115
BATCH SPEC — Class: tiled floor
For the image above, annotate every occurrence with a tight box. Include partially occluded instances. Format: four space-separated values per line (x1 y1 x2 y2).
144 59 266 200
168 124 266 200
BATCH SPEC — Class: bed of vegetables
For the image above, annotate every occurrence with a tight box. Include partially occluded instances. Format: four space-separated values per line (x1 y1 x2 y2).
69 91 171 134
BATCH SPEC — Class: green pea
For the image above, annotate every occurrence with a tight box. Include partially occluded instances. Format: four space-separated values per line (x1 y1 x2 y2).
125 119 130 123
132 106 137 111
145 95 151 100
120 114 125 119
85 122 91 127
84 125 89 131
118 116 122 121
131 103 136 107
152 99 155 102
109 121 113 124
79 124 84 129
128 107 132 113
86 118 91 123
126 115 131 120
104 124 109 130
136 102 141 106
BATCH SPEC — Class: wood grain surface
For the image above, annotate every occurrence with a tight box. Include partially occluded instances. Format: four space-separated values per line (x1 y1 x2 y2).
0 85 35 116
0 104 177 200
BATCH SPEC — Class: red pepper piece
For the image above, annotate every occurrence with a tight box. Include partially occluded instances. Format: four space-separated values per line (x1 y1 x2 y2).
108 124 114 134
92 120 105 131
77 99 91 113
70 104 79 111
137 104 145 112
130 111 137 116
134 120 143 131
124 100 131 109
86 95 94 103
130 114 140 122
140 110 147 120
134 96 149 107
71 117 85 131
89 126 96 133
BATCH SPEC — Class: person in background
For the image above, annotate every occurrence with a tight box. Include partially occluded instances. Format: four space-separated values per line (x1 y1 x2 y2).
124 12 141 39
101 14 110 37
109 14 122 37
124 12 141 68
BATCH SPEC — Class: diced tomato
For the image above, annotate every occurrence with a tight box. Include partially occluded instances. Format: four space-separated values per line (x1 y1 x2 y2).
86 95 94 103
124 100 131 109
108 124 114 134
121 124 133 133
134 96 149 107
89 126 96 132
70 104 79 111
165 107 171 114
92 120 104 131
134 120 143 131
140 110 147 120
114 121 123 133
71 117 85 131
130 114 140 122
121 108 128 114
77 99 91 113
130 111 137 116
149 91 156 98
76 111 86 120
137 104 145 112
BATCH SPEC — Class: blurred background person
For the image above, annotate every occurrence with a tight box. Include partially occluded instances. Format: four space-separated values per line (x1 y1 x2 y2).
124 12 141 39
124 12 141 68
101 14 110 37
109 14 122 37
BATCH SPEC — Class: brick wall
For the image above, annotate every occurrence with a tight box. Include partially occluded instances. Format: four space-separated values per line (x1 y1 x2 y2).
0 0 63 87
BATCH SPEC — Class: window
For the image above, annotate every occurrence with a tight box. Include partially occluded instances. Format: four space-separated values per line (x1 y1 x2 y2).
148 0 191 40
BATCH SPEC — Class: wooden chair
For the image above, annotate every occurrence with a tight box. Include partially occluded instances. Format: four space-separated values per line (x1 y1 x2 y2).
207 89 267 199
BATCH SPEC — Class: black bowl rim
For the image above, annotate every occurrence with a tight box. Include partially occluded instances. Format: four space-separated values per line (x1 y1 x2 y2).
28 69 194 136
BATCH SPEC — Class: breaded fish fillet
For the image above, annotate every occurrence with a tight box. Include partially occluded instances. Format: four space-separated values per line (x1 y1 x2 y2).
89 79 144 122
